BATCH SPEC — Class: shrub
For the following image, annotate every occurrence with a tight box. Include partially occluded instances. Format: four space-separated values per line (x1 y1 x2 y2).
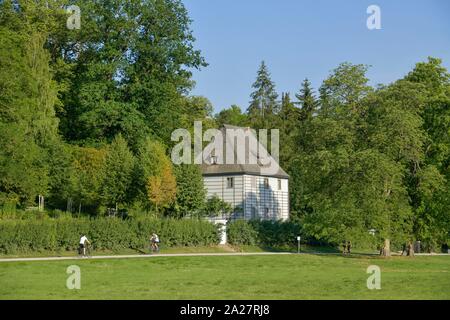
0 216 220 254
227 219 301 247
227 220 258 245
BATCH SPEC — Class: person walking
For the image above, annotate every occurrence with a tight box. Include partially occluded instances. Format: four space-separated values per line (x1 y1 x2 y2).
347 241 352 255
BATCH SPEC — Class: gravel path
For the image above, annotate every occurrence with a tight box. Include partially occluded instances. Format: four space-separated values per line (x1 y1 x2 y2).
0 252 294 263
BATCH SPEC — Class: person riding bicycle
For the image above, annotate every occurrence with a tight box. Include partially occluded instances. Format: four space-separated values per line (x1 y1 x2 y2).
150 233 160 253
79 234 91 257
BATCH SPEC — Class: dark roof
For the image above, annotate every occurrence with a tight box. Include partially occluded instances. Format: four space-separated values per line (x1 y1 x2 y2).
200 124 289 179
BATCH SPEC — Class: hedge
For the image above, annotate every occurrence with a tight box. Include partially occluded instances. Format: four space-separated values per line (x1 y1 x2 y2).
0 217 220 254
227 219 301 247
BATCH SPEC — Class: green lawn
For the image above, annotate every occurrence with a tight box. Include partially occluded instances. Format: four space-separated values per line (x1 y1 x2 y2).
0 254 448 300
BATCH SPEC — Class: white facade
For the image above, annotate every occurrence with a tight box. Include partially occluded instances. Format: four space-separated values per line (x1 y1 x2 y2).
203 174 289 221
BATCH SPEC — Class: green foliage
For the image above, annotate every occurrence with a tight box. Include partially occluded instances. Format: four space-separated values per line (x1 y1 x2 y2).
227 220 301 247
215 105 248 127
227 220 258 245
70 146 107 213
245 57 449 250
101 135 135 209
296 78 318 121
181 96 214 123
204 195 232 217
0 27 61 206
278 92 300 168
171 164 206 218
0 217 220 254
0 0 448 247
403 57 450 246
136 138 169 181
49 0 207 146
247 61 279 128
319 62 372 117
46 142 75 209
290 62 417 248
134 138 176 211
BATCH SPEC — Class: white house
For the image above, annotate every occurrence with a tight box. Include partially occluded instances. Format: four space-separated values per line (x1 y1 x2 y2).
201 125 289 221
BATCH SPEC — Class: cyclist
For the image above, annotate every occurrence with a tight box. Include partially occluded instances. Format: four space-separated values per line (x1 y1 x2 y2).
79 234 91 257
150 233 160 253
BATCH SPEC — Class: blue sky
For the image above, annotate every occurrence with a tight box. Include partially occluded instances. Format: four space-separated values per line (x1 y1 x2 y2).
183 0 450 113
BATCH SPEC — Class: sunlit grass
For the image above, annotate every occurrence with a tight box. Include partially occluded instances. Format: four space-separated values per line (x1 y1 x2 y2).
0 254 448 300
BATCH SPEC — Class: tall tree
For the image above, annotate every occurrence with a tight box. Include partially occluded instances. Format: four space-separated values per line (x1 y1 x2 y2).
147 163 177 214
403 57 450 249
134 137 178 215
319 62 372 129
278 92 299 167
292 63 415 251
296 78 318 121
0 25 60 206
215 105 248 127
170 164 206 218
21 0 208 147
247 61 279 128
101 135 135 211
71 146 107 214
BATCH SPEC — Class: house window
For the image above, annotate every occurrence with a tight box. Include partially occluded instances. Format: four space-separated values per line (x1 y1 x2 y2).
264 178 269 189
227 177 234 188
278 179 282 190
264 207 269 219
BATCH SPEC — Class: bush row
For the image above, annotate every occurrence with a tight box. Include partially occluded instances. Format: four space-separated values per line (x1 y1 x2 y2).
227 220 301 247
0 217 220 254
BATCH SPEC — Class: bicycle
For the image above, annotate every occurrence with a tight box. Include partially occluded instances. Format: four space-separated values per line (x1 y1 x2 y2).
78 243 92 258
150 241 160 254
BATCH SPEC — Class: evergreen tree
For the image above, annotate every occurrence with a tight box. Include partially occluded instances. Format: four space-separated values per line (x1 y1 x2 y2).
279 92 299 122
296 78 318 121
278 92 299 167
247 61 279 128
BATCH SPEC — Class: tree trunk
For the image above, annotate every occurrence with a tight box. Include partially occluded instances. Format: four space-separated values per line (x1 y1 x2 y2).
380 239 390 257
407 242 415 257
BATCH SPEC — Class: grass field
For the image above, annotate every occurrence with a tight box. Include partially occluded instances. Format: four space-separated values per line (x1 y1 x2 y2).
0 253 449 300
